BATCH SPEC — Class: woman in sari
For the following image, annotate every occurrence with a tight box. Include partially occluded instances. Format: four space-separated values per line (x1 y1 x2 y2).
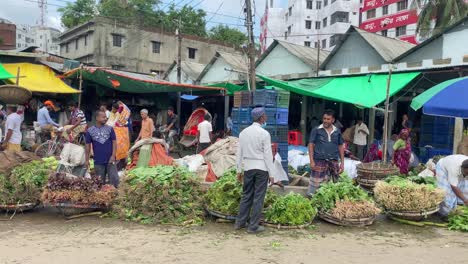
112 101 131 164
393 129 412 174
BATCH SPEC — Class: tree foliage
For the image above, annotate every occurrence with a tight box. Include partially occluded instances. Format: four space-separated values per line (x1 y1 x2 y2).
58 0 97 29
208 25 247 47
415 0 468 38
162 4 207 37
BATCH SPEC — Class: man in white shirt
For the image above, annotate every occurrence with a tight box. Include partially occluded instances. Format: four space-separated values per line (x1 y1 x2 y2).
197 113 213 154
353 118 369 160
2 105 22 152
436 155 468 216
235 107 274 234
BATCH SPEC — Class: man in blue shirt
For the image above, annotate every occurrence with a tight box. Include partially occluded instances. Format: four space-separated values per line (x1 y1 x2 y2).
308 109 345 196
85 110 119 187
37 100 60 138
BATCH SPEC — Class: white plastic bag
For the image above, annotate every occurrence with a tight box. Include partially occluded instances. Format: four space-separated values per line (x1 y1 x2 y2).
60 143 85 166
271 153 289 183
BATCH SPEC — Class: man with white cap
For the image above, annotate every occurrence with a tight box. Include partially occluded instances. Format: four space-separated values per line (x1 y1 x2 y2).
235 107 274 234
2 105 23 152
136 109 154 142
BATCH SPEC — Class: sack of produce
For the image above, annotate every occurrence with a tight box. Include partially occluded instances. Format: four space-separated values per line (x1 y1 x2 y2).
0 158 56 210
264 193 316 229
312 175 380 226
374 176 445 220
41 172 117 208
204 168 278 218
115 165 205 225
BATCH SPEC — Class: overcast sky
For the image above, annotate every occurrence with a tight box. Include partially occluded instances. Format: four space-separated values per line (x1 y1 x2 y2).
1 0 288 36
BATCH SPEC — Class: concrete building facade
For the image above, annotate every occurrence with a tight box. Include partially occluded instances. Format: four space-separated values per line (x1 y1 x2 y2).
59 17 237 74
0 18 16 50
260 0 361 52
359 0 421 44
32 27 61 55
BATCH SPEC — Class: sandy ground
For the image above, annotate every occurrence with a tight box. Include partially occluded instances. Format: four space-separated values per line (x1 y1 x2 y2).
0 209 467 264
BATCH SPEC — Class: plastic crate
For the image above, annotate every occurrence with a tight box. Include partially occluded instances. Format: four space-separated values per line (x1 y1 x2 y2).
277 143 288 160
240 91 252 107
231 107 240 124
281 160 289 170
232 124 250 137
276 90 290 108
231 107 252 124
252 90 277 107
266 125 288 142
233 92 242 107
288 131 303 145
427 148 452 159
264 108 289 125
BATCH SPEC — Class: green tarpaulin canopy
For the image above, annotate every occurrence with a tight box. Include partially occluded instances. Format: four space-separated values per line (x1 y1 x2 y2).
65 67 225 94
0 64 15 80
258 72 420 108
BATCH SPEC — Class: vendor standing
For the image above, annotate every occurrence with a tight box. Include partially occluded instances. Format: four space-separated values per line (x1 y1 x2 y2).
235 107 274 234
197 113 212 154
136 109 154 142
436 155 468 216
164 106 179 150
392 129 412 175
63 102 87 140
2 105 22 152
85 110 119 188
353 118 369 160
308 109 345 196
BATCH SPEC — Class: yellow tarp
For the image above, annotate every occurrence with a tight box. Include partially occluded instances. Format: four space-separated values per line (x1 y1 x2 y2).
3 63 80 94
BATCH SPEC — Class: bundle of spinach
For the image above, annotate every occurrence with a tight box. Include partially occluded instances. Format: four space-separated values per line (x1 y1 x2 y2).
265 193 316 226
115 165 205 225
204 168 278 216
448 206 468 232
311 175 371 213
0 160 52 205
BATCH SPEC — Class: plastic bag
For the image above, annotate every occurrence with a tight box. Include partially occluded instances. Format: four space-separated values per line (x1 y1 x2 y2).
60 143 85 166
271 153 289 183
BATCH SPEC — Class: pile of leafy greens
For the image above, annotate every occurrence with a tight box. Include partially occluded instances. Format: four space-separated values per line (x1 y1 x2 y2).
205 168 278 216
0 159 54 205
115 165 204 225
448 206 468 232
265 193 316 226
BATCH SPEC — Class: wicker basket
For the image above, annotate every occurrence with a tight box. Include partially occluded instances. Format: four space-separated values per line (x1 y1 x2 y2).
0 202 39 212
49 202 108 217
387 207 439 221
318 211 376 227
357 162 400 180
355 177 379 192
262 221 312 230
205 207 237 221
0 85 32 104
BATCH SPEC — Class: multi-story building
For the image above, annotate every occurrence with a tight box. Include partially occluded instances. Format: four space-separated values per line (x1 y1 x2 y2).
0 18 16 50
16 24 34 49
359 0 420 44
261 0 361 52
31 27 61 55
59 17 238 74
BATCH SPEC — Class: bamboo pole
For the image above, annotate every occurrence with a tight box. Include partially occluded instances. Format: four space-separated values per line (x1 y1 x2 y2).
15 67 20 85
382 65 393 163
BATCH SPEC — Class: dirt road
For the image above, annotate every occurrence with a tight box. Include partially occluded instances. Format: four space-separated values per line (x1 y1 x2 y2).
0 209 466 264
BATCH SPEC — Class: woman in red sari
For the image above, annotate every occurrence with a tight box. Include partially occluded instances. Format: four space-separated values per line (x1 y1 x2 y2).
392 129 411 174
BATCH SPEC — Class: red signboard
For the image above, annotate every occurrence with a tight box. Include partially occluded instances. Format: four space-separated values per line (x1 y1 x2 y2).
398 35 417 44
361 0 403 12
360 10 418 32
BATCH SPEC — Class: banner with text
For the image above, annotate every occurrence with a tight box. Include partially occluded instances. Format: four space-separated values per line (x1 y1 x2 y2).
361 0 404 12
360 10 418 32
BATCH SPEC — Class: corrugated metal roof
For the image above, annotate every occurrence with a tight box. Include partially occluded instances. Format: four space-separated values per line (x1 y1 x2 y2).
354 27 415 62
181 61 206 80
105 69 164 82
217 51 248 72
276 40 330 67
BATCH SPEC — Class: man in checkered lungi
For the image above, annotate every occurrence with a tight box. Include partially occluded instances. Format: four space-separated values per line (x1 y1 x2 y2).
307 109 345 196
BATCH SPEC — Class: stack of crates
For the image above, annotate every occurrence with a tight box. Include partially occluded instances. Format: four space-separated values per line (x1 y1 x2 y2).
231 89 290 172
419 115 455 161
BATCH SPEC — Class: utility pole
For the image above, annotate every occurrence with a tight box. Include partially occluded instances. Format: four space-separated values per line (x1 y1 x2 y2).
245 0 256 91
176 18 182 128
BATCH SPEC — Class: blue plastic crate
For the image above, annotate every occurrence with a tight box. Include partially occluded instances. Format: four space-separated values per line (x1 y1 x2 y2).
232 124 250 137
265 125 288 142
276 90 290 108
231 107 240 124
277 143 289 160
427 148 452 159
265 108 289 125
238 107 252 124
252 90 277 107
281 160 288 169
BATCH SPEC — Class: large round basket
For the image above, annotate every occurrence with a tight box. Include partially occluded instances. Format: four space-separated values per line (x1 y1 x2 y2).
387 207 439 221
49 202 108 217
355 177 379 192
0 202 39 212
318 211 376 227
205 207 237 221
0 85 32 104
357 163 400 191
262 221 312 230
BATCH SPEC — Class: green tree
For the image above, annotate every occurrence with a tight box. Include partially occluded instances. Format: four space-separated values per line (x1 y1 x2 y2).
414 0 468 38
208 25 247 47
162 4 207 37
58 0 97 29
98 0 162 27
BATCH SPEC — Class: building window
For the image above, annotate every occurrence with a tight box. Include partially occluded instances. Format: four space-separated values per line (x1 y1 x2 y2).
323 17 328 28
112 34 123 47
396 26 407 36
17 43 21 48
381 29 388 37
324 0 328 6
305 20 312 29
382 5 389 15
151 41 161 54
316 1 321 9
284 31 288 40
288 7 292 16
75 39 79 50
329 34 343 47
306 0 313 9
84 35 88 46
315 21 321 29
288 26 292 34
304 41 311 47
397 0 408 11
40 35 42 39
65 43 69 53
314 42 318 48
321 39 326 48
111 65 125 70
18 33 22 39
331 11 349 24
367 9 376 19
188 47 197 59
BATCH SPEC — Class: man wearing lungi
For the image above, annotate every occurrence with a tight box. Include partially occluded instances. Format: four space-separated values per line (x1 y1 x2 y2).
307 109 345 196
436 155 468 216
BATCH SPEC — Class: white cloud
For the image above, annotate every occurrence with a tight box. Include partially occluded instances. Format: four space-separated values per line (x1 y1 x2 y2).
0 0 63 30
